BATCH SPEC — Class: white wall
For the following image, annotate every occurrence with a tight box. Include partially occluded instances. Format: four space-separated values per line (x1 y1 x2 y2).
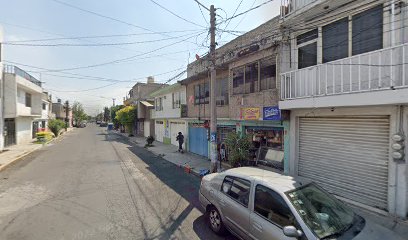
155 121 165 142
152 86 186 119
4 74 17 118
16 117 33 144
170 120 187 146
17 88 31 116
143 120 150 138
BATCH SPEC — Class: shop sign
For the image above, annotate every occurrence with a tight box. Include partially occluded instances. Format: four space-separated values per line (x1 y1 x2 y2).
263 106 281 120
241 107 260 120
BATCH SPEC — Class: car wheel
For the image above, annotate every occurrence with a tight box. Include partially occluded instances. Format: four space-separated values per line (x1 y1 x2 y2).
208 206 226 235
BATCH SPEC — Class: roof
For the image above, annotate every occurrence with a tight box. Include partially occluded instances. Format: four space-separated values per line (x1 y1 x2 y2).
149 83 182 97
140 101 153 107
223 167 301 192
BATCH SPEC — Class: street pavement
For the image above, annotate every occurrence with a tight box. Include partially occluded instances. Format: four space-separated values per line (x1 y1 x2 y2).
0 124 236 240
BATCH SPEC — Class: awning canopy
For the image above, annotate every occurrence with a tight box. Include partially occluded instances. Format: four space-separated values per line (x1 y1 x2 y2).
140 101 153 107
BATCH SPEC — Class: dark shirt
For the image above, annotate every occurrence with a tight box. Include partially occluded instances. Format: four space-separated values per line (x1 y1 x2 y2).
176 134 184 143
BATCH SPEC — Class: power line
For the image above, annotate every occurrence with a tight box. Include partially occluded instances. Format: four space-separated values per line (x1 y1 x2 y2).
232 0 257 31
219 0 244 39
196 2 209 26
220 0 275 23
148 0 205 28
3 31 202 47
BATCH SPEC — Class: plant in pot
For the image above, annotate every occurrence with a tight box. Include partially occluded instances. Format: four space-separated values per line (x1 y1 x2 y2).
145 136 155 147
224 132 251 167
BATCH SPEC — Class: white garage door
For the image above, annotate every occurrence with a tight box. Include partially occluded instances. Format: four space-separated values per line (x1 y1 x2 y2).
170 121 186 146
155 121 165 143
144 120 150 138
298 116 390 210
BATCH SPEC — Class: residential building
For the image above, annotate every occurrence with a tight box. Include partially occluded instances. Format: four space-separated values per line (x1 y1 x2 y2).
180 17 289 169
3 65 43 146
151 83 187 146
279 0 408 218
123 76 166 136
0 29 3 151
34 92 53 131
52 99 72 127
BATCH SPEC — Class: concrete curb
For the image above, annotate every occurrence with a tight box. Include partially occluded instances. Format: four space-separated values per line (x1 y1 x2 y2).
113 132 204 178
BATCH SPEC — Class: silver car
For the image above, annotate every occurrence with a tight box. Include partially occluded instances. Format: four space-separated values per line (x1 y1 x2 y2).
199 167 404 240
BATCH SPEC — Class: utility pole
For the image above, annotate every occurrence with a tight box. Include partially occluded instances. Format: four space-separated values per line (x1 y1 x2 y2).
112 98 116 107
64 100 70 131
209 5 218 173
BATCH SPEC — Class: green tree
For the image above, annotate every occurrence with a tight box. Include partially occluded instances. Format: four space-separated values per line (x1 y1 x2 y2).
103 107 110 122
72 101 87 126
48 119 66 136
110 105 124 128
224 132 252 167
115 106 137 136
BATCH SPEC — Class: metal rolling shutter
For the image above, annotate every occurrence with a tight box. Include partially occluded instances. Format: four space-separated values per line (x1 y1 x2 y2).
298 116 389 210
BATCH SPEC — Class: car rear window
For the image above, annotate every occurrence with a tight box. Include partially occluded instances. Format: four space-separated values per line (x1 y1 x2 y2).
221 176 251 207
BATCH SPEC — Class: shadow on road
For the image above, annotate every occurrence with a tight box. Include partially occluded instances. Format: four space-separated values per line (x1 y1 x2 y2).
108 133 236 240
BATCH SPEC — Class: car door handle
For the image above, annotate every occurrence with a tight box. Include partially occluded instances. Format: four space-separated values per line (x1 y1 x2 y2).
219 199 226 207
252 221 263 232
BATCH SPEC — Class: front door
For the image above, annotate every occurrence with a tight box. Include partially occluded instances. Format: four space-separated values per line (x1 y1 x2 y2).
220 176 251 239
4 118 16 147
32 121 39 139
249 184 297 240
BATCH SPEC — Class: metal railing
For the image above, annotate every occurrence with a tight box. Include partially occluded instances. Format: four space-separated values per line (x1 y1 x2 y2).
3 64 42 87
281 43 408 100
280 0 317 17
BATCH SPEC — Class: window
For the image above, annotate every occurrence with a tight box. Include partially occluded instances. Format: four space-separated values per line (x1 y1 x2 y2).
297 29 318 69
25 93 32 107
42 103 46 110
232 67 244 94
254 185 294 227
172 92 180 109
245 62 259 93
216 78 229 106
41 121 46 128
352 5 383 55
323 18 349 63
260 58 276 91
221 176 251 207
155 98 163 111
194 83 210 105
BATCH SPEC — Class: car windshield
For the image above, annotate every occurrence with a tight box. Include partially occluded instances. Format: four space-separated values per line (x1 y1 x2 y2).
285 183 355 239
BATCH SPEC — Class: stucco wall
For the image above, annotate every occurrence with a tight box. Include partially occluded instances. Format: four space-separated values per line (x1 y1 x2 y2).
16 117 33 144
4 74 17 118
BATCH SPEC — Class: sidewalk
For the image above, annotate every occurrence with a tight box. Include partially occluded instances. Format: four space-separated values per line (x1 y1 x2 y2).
114 131 214 176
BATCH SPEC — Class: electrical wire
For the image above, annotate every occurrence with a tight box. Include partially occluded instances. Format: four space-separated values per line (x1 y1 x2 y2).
220 0 275 23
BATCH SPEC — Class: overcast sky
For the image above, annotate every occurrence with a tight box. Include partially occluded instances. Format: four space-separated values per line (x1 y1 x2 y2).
1 0 280 115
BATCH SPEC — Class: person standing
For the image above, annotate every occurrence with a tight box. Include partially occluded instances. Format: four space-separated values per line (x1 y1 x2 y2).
176 132 184 153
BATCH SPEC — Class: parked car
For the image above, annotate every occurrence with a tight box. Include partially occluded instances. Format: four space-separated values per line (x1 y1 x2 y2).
99 122 108 127
199 167 404 240
96 120 101 125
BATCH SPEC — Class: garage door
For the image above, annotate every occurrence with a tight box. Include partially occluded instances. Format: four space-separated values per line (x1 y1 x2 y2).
298 116 389 210
155 121 165 142
189 127 208 157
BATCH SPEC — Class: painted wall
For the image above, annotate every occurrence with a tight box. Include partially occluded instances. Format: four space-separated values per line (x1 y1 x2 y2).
152 85 186 119
143 120 150 138
4 74 17 118
16 117 33 144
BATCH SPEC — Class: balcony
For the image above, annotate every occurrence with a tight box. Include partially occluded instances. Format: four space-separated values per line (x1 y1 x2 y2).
4 65 42 87
280 43 408 109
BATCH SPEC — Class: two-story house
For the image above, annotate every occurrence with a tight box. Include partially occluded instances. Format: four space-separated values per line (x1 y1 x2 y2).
52 99 72 127
180 17 290 169
3 65 43 146
123 76 166 136
279 0 408 218
150 83 188 146
34 92 53 131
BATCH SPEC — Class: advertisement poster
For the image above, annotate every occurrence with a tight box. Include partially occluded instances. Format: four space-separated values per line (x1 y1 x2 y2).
240 108 260 120
263 106 281 120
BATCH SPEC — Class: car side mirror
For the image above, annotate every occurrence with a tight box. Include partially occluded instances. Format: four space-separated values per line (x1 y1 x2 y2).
283 226 303 238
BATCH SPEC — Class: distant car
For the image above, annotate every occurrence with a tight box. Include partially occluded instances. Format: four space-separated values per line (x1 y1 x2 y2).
199 167 404 240
96 120 101 125
100 122 108 127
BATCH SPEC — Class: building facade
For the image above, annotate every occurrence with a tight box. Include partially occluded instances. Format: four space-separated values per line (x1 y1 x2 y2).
279 0 408 218
34 92 53 131
151 83 188 147
181 17 290 171
3 65 43 146
52 100 73 127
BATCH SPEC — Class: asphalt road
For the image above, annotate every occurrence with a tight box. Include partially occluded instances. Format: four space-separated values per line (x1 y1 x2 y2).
0 125 236 240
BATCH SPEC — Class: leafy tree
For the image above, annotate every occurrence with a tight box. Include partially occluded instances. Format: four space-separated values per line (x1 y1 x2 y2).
115 106 137 135
110 105 124 128
48 119 66 136
72 101 87 126
103 107 110 122
224 132 252 167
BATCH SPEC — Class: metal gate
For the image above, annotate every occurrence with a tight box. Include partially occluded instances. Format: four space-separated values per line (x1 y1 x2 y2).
298 116 390 210
4 118 16 147
189 127 208 157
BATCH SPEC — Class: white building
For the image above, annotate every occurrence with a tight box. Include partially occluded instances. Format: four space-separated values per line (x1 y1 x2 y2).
34 92 53 131
0 28 4 151
151 83 188 147
279 0 408 218
3 65 43 147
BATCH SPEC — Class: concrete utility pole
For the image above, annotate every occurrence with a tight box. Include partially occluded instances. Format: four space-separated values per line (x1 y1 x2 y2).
112 98 116 107
65 100 69 131
209 5 218 173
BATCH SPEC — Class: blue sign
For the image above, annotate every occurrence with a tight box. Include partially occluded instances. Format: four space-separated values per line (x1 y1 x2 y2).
210 132 217 142
263 106 281 120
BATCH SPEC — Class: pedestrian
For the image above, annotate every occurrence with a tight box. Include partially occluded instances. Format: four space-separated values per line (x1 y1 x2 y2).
220 143 226 162
176 132 184 153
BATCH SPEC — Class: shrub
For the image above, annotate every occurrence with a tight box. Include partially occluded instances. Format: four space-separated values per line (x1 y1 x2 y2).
48 119 66 136
146 136 155 147
224 132 251 167
36 131 54 142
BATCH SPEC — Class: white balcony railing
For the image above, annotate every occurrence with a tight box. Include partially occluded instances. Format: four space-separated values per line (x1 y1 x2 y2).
281 43 408 100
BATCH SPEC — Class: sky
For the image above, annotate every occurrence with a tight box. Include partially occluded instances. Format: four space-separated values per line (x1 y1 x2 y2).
1 0 280 116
